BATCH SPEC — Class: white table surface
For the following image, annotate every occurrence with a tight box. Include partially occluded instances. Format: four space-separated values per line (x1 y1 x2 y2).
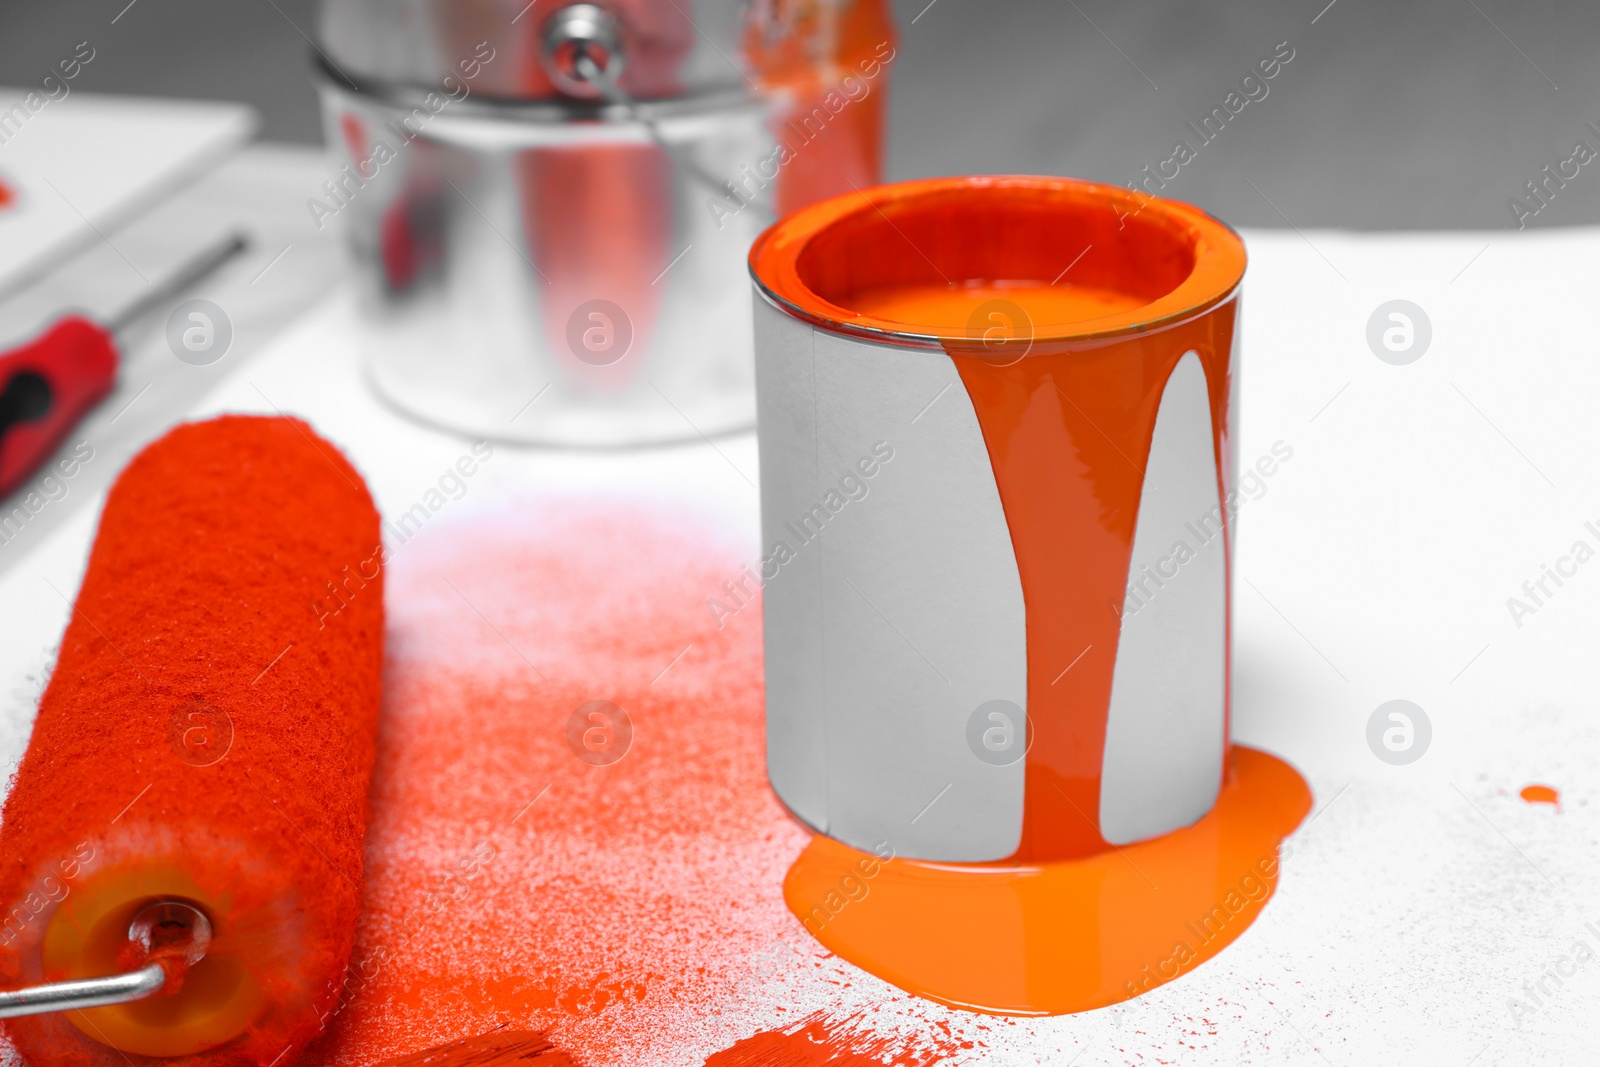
1 217 1596 1064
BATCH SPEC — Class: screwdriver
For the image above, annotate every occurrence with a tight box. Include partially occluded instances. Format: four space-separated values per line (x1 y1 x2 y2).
0 232 249 500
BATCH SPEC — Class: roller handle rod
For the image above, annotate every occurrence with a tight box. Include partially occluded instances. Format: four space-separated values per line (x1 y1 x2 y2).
0 963 166 1020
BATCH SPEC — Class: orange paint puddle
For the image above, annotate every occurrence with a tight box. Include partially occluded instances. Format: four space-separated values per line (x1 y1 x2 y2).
704 1010 966 1066
851 281 1145 331
1520 784 1560 809
785 747 1309 1016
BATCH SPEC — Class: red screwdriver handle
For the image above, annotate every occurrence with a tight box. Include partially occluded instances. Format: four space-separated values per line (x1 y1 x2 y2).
0 315 118 500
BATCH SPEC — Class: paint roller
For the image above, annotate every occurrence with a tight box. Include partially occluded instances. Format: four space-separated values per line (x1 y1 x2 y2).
0 415 384 1066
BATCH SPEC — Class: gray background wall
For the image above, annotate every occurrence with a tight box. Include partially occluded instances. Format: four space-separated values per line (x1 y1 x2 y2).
3 0 1598 230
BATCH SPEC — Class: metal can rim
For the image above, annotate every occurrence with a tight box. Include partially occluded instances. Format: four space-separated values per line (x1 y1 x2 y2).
747 174 1248 351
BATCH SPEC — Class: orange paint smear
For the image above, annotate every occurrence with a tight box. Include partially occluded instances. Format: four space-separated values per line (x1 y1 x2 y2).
1520 784 1560 809
704 1010 967 1066
374 1029 579 1066
785 747 1309 1016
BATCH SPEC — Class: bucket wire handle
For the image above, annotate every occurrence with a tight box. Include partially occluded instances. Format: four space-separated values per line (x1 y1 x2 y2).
541 3 756 210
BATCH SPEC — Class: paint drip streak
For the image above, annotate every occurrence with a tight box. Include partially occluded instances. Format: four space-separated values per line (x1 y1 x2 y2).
948 306 1238 861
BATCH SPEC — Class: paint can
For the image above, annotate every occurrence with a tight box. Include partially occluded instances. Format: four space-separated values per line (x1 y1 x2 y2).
314 0 895 447
748 175 1248 862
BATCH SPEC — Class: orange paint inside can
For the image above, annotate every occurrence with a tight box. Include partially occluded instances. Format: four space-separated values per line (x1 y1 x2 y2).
850 281 1146 332
752 175 1241 345
784 747 1310 1016
1520 784 1560 808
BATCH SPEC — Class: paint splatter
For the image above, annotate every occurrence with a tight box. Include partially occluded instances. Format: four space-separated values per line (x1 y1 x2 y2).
374 1028 579 1066
704 1010 966 1066
1520 784 1560 809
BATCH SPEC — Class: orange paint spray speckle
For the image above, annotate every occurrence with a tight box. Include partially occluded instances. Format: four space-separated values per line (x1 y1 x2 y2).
1520 784 1560 809
293 499 973 1067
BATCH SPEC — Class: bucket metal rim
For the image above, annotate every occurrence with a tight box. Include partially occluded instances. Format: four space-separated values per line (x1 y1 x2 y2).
313 51 768 128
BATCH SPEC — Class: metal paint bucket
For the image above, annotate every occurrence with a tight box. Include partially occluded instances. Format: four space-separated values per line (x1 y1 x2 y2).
315 0 894 446
749 176 1249 863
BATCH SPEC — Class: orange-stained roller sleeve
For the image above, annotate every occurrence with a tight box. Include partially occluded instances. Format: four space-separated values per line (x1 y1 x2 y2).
0 415 384 1065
